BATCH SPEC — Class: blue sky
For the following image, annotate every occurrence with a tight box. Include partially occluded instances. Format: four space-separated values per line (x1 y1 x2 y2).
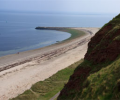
0 0 120 14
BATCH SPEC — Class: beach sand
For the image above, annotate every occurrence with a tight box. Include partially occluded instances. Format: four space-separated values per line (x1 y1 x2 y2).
0 28 99 100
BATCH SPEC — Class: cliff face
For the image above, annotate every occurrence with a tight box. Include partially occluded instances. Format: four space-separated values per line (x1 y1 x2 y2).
57 14 120 100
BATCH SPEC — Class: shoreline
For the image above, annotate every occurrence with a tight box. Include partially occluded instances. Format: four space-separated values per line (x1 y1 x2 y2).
0 27 87 71
0 28 71 58
0 27 99 100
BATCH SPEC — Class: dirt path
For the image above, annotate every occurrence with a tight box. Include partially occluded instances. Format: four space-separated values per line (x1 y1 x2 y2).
49 92 60 100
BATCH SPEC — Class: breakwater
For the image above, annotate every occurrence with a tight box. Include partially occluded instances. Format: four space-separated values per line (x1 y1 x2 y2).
35 27 71 30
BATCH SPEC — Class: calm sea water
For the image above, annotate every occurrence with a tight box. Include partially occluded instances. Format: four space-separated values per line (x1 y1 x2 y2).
0 12 116 56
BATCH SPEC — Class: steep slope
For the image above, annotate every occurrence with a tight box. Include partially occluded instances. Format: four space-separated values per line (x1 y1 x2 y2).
57 13 120 100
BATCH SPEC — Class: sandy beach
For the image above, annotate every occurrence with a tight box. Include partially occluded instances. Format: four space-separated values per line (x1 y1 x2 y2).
0 27 99 100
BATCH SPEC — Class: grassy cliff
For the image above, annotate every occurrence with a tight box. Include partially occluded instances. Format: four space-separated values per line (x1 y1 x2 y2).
57 13 120 100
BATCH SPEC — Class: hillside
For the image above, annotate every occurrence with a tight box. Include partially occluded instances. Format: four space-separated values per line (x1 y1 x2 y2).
57 13 120 100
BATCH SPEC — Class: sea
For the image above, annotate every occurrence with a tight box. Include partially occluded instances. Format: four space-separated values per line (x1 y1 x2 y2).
0 11 117 57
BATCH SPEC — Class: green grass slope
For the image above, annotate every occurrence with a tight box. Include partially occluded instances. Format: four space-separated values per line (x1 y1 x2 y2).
80 56 120 100
57 13 120 100
11 60 83 100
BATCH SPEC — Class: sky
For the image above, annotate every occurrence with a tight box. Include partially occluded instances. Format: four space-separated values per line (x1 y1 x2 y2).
0 0 120 14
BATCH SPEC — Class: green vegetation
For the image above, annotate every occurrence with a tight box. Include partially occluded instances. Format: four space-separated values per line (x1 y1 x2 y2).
63 28 86 41
114 35 120 41
57 59 113 100
11 59 83 100
80 56 120 100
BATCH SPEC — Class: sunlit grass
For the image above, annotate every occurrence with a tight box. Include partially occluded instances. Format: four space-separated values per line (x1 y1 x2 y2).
11 59 83 100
